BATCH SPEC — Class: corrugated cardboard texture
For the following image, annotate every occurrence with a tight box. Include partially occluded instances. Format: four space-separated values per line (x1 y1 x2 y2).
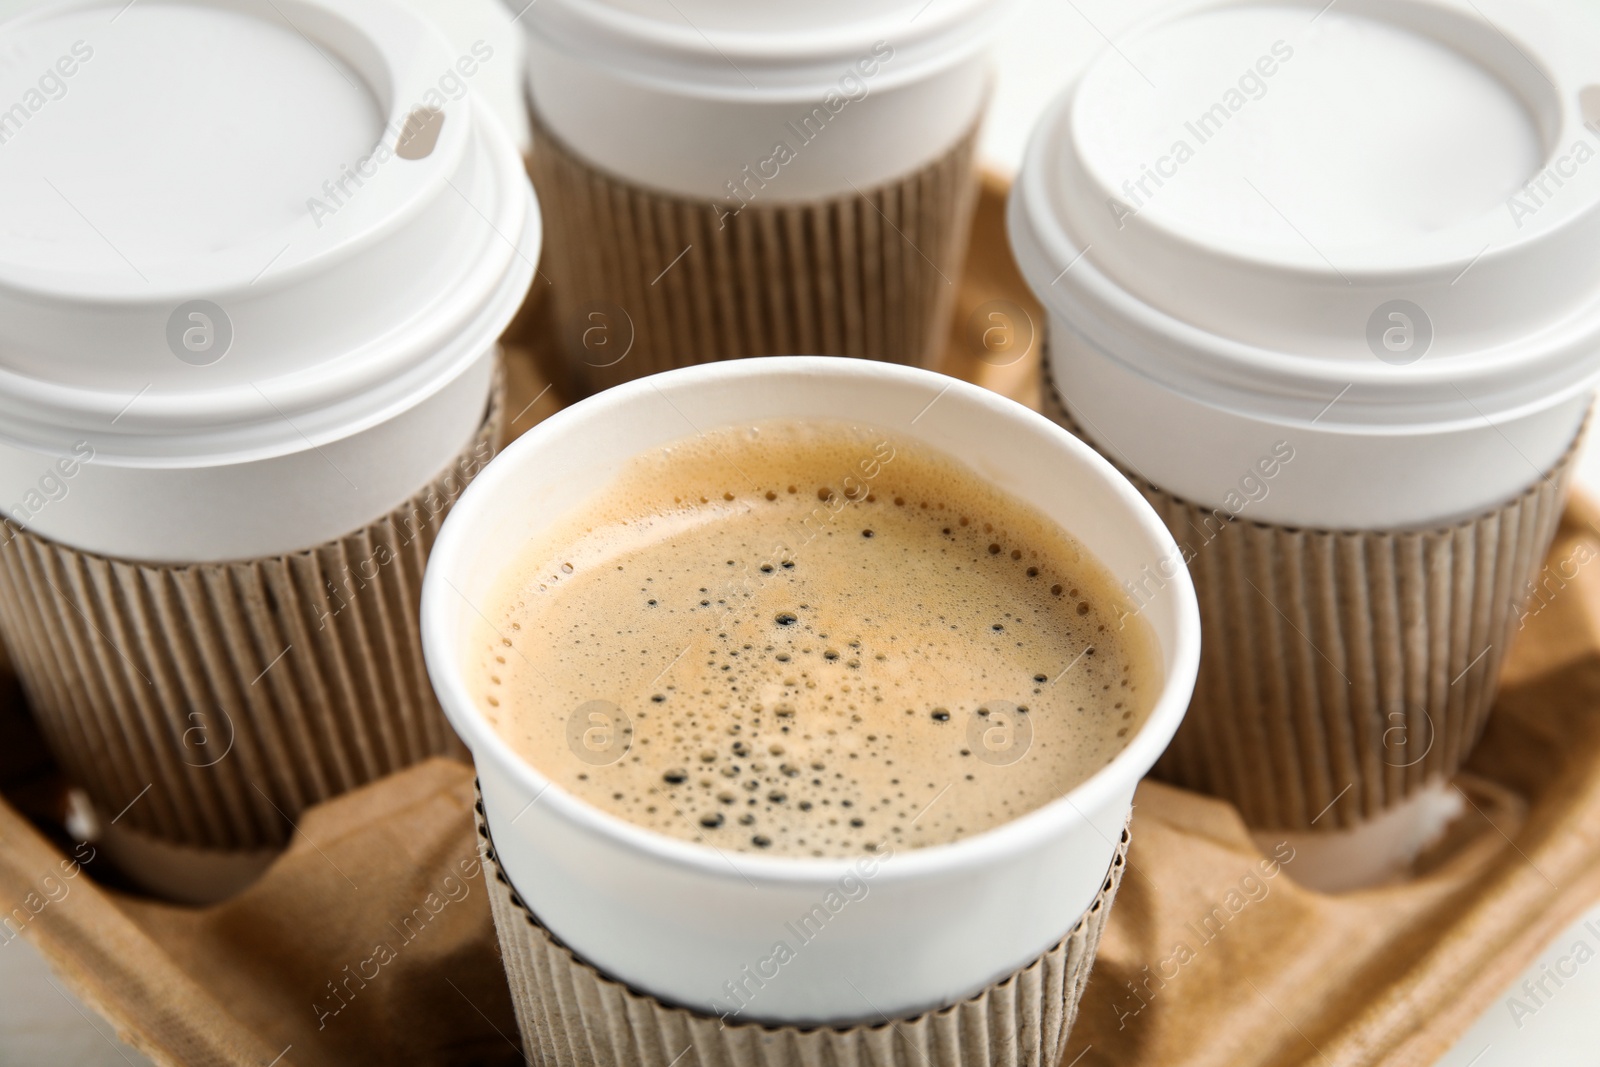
0 376 504 851
477 794 1126 1067
527 106 981 396
1043 375 1577 829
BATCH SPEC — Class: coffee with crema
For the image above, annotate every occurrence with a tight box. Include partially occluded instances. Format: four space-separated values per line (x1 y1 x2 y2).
473 420 1159 858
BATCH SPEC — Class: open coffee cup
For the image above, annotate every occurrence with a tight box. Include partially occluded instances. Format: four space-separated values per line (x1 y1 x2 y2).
421 356 1199 1063
511 0 1015 395
0 0 538 901
1010 0 1600 872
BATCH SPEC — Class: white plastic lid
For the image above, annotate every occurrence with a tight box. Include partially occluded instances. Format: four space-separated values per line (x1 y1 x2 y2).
0 0 538 467
520 0 1009 100
1010 0 1600 432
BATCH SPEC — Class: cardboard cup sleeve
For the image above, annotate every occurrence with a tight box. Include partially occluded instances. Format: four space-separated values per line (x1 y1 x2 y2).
475 791 1126 1067
1042 376 1580 830
527 106 982 396
0 373 505 855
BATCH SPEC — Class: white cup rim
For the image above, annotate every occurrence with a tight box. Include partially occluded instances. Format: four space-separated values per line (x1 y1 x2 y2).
0 0 539 466
516 0 1012 102
422 357 1200 887
1006 0 1600 431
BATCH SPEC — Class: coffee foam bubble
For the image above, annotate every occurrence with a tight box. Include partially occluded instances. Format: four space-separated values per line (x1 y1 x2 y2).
472 420 1159 857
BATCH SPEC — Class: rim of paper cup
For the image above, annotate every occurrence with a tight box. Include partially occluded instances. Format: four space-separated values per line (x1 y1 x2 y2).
1006 0 1600 428
423 356 1201 886
514 0 1014 101
0 0 539 466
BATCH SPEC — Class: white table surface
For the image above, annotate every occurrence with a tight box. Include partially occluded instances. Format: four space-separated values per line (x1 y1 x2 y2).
4 0 1599 1063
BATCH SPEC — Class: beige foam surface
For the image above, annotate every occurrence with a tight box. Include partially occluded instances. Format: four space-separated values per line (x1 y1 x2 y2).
476 419 1159 856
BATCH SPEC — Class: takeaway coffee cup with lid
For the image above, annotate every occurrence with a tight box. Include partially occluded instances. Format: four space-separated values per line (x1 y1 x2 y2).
1010 0 1600 850
0 0 538 900
513 0 1014 394
421 357 1201 1062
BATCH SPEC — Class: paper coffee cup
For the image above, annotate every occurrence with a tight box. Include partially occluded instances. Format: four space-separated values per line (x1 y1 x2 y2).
421 356 1200 1026
0 0 538 884
1012 0 1600 828
0 0 537 562
514 0 1011 393
1043 373 1577 833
